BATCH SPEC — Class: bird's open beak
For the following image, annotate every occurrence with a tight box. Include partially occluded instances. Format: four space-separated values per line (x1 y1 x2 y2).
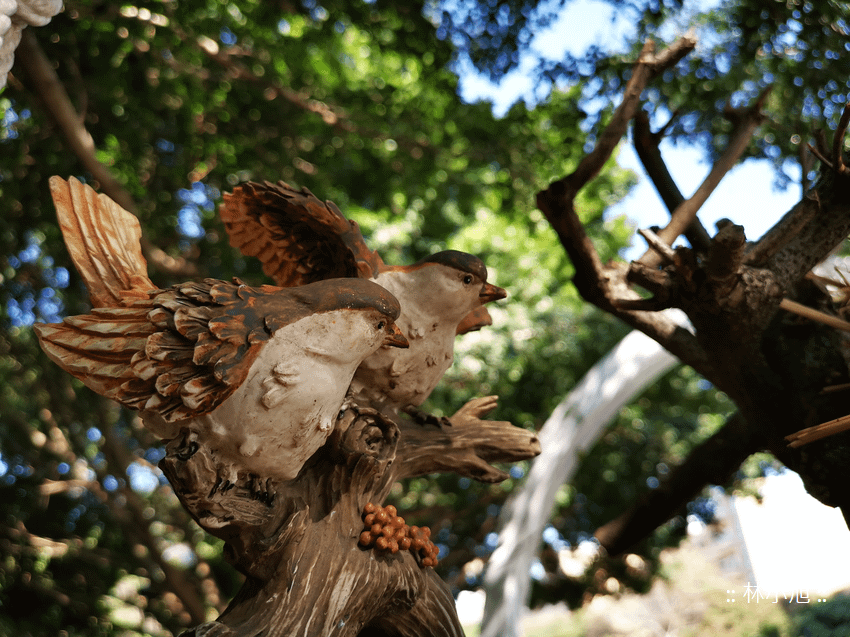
383 323 409 348
479 282 507 304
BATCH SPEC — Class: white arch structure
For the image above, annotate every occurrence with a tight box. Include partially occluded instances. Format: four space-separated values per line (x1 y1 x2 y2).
481 311 691 637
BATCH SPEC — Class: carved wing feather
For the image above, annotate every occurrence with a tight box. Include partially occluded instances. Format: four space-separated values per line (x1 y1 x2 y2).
49 176 155 308
34 281 268 423
35 306 156 402
221 181 490 336
220 181 385 286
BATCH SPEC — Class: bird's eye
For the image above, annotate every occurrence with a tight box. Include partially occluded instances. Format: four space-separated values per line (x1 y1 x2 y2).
338 409 346 420
463 275 473 285
377 321 385 330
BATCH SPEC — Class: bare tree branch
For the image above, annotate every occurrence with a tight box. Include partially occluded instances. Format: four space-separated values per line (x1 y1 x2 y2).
16 29 197 279
787 413 850 448
541 43 850 556
638 87 771 267
17 30 136 211
779 298 850 333
536 35 710 375
568 37 696 190
637 227 676 263
632 111 712 252
595 412 758 555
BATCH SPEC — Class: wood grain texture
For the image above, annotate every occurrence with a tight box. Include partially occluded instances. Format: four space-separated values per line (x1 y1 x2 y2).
159 403 537 637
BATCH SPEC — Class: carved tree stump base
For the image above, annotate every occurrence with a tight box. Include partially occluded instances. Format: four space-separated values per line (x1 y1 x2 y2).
160 399 540 636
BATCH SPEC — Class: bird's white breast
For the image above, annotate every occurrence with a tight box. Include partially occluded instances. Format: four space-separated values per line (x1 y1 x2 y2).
353 269 463 408
197 315 363 480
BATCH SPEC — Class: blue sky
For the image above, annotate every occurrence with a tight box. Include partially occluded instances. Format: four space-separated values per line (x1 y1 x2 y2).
455 0 802 259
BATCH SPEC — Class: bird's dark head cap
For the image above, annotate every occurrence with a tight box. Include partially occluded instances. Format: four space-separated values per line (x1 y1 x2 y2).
416 250 488 280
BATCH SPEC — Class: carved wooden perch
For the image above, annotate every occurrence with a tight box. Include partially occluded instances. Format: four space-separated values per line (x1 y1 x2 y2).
162 401 539 637
538 34 850 554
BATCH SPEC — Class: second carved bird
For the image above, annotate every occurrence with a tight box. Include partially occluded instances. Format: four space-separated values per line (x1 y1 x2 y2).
219 180 506 423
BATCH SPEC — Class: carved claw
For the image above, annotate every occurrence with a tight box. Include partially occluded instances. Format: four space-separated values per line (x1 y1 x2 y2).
449 395 500 425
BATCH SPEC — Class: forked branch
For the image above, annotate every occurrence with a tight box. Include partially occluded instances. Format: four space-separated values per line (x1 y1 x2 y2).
536 35 710 376
638 87 771 267
632 111 711 252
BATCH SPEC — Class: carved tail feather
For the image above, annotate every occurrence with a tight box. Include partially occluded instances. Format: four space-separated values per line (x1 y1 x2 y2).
48 176 155 308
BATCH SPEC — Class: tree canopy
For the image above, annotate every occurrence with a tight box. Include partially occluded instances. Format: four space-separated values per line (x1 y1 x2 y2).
2 0 848 634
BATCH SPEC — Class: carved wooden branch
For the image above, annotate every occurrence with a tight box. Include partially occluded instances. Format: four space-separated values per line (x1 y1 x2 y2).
393 396 540 483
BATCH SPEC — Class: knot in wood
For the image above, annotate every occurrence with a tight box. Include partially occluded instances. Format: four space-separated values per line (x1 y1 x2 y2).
331 405 399 465
706 221 746 293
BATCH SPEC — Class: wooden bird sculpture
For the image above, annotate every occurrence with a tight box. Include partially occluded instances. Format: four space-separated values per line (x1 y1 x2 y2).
34 177 409 481
219 180 506 423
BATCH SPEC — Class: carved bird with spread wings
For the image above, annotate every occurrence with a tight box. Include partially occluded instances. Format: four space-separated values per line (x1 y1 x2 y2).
34 177 409 480
219 181 507 424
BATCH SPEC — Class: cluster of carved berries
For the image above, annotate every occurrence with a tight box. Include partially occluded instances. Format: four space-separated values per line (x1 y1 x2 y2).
358 503 440 567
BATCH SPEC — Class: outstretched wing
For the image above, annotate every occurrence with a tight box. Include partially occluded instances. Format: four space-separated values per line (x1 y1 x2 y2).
34 280 267 424
35 276 401 424
35 300 157 405
219 181 384 287
49 176 155 308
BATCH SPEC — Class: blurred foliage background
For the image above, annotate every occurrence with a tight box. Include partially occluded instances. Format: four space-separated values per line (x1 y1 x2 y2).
1 0 847 634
